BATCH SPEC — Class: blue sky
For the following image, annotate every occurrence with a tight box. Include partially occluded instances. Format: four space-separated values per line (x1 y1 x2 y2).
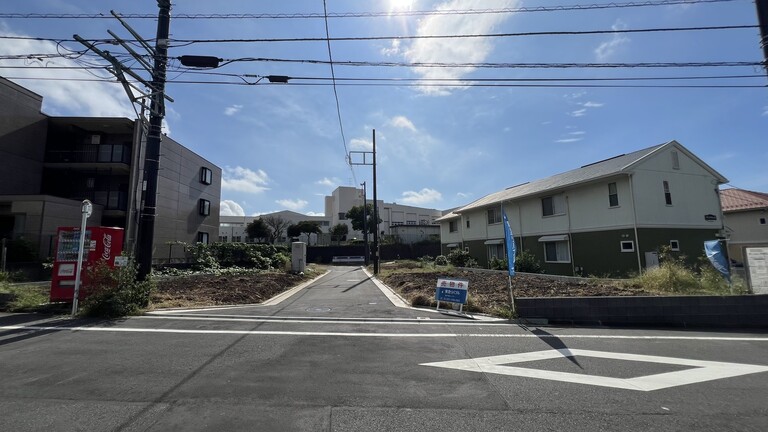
2 0 766 217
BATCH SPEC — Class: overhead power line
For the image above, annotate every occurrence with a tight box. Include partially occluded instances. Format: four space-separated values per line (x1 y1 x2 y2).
322 0 356 184
166 25 758 45
0 0 742 20
3 24 756 47
3 75 764 88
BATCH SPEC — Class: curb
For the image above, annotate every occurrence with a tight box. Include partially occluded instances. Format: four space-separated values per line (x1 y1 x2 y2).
362 268 507 322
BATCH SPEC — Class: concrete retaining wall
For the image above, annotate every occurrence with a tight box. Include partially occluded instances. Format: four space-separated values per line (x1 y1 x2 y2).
517 295 768 328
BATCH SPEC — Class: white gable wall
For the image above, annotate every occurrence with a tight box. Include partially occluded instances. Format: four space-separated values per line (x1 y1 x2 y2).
631 145 722 228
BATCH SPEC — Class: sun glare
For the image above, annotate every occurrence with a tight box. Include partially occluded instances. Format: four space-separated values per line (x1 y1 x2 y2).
389 0 414 12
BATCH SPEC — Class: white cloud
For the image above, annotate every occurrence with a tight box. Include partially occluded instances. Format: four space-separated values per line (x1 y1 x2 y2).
401 188 442 205
220 200 245 216
221 166 270 193
456 192 471 198
0 27 134 117
569 131 586 135
582 101 604 108
350 138 373 151
595 20 630 61
276 199 308 211
763 106 768 116
305 211 325 217
381 40 401 56
224 104 243 116
388 115 418 132
402 0 520 94
316 177 341 187
556 138 583 143
569 109 587 117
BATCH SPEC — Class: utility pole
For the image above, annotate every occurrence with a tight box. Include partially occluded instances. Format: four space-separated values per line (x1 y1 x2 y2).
757 0 768 77
136 0 172 280
348 129 380 274
372 130 379 275
361 182 368 263
75 1 173 280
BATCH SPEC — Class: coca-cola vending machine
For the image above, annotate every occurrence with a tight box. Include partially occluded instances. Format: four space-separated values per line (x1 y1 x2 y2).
50 226 124 302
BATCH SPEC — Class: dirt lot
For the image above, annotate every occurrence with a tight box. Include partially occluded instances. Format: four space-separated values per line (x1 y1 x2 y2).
148 262 652 313
378 263 653 314
150 271 310 309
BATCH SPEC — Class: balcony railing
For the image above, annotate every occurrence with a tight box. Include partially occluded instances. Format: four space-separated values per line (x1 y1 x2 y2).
46 144 131 164
79 190 128 211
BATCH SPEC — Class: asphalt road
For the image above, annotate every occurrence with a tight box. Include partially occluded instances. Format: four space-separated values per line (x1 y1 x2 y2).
1 266 767 431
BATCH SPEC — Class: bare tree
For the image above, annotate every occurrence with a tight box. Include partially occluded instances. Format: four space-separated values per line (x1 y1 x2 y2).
262 215 290 244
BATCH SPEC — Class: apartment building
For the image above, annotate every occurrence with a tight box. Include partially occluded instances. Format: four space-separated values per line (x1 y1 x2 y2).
0 77 220 263
438 141 728 277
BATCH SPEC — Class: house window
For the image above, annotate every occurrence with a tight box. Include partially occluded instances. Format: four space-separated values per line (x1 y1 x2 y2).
761 218 766 225
449 220 458 233
197 232 209 244
487 207 502 224
219 236 227 242
488 244 504 261
608 182 619 207
620 241 635 252
338 212 346 220
90 134 101 145
200 167 213 185
199 199 211 216
544 241 570 263
670 240 680 251
663 181 673 205
542 194 566 217
671 151 680 170
466 220 471 229
233 236 242 243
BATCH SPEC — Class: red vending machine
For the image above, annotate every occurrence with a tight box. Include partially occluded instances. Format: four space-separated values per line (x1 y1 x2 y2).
50 226 124 302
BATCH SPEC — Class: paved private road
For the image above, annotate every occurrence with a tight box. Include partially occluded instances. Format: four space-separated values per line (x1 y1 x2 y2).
1 266 767 431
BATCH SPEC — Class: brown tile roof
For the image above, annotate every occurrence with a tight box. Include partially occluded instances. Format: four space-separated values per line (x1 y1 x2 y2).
720 188 768 212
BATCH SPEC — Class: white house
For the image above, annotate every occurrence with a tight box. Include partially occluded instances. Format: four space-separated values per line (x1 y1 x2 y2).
437 140 728 277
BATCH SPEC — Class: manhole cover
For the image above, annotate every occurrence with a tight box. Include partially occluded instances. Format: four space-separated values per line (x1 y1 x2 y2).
305 307 332 312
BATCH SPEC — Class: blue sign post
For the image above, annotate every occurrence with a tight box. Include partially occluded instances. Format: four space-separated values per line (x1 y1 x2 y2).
436 278 469 313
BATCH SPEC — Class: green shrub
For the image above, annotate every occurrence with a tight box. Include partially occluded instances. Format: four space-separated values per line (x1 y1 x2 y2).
489 257 507 271
80 259 154 318
447 249 473 267
434 255 448 266
515 250 543 274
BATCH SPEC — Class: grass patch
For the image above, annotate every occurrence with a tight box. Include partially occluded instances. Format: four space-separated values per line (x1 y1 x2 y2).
627 263 748 295
0 281 50 312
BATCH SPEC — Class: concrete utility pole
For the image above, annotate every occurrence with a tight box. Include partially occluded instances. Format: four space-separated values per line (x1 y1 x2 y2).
136 0 172 280
361 182 369 266
757 0 768 77
372 130 379 275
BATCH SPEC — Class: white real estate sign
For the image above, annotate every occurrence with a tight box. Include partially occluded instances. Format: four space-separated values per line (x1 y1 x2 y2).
745 247 768 294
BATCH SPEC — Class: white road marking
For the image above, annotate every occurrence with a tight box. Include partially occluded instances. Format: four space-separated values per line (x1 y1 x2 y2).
2 325 768 341
138 315 498 326
421 349 768 391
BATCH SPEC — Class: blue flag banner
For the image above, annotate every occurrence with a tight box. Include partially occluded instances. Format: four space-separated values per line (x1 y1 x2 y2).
502 211 516 277
704 240 731 282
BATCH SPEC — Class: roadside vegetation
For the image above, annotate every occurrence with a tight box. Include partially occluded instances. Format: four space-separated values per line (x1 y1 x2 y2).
0 272 49 312
377 248 748 318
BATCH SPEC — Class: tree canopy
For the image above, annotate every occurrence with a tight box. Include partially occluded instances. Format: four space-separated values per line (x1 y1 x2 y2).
344 204 382 234
330 223 349 244
245 218 270 243
287 221 322 245
262 215 290 244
